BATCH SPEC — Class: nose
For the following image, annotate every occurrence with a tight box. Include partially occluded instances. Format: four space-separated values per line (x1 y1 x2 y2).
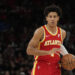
51 17 54 21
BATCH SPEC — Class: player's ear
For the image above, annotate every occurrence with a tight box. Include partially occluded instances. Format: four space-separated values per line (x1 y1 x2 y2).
46 16 48 22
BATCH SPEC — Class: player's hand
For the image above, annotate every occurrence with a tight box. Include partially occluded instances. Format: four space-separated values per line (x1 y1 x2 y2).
67 54 75 65
49 48 60 56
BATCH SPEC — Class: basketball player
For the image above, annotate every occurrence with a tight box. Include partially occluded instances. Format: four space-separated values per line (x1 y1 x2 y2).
26 5 69 75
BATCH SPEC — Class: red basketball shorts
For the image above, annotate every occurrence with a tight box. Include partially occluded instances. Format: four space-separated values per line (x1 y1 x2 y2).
31 61 61 75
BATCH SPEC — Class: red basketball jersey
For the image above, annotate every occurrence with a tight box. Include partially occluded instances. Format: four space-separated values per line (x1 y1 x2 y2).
35 25 62 63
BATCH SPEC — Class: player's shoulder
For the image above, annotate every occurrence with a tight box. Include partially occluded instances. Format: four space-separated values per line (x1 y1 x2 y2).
59 27 66 40
58 26 66 34
34 26 44 35
60 28 66 34
32 26 44 39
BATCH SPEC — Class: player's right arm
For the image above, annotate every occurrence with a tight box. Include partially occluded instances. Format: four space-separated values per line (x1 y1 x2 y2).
26 27 60 56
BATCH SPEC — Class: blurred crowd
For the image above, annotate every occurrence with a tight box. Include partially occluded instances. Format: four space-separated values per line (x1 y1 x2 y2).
0 26 34 75
0 0 75 75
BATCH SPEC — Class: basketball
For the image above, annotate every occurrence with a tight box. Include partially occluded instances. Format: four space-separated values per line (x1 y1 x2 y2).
61 54 75 70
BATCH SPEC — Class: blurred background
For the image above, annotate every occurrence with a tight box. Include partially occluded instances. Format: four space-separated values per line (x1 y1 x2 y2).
0 0 75 75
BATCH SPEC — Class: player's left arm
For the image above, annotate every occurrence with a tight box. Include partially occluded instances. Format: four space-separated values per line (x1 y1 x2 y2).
60 29 69 56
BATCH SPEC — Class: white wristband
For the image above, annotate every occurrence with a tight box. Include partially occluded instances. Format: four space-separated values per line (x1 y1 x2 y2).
60 44 69 56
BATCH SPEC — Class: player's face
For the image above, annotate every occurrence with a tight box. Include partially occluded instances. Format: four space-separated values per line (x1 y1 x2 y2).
46 12 59 27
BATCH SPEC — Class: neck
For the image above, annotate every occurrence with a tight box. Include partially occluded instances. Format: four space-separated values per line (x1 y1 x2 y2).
46 24 57 34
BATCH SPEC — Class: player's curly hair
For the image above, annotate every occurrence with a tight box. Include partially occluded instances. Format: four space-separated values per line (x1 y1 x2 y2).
44 4 62 17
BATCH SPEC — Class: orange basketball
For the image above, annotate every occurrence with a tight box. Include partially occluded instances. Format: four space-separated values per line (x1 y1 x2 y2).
61 54 75 70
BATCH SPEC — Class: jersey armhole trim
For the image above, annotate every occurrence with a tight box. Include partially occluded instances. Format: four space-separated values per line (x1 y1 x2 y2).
60 28 63 42
40 27 45 43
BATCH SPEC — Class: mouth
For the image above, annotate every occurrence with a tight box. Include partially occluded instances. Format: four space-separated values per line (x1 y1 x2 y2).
51 22 55 24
